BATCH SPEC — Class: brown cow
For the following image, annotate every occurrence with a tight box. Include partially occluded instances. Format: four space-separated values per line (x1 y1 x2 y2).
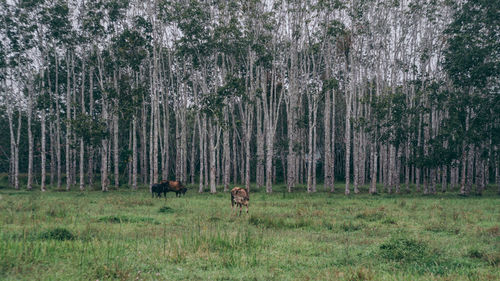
231 187 249 215
161 180 186 197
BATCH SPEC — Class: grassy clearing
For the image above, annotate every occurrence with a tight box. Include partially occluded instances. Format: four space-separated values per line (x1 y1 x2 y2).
0 183 498 280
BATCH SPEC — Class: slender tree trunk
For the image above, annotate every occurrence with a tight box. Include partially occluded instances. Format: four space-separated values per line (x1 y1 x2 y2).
324 87 332 190
256 97 265 188
198 114 205 193
41 110 47 191
244 104 253 191
66 54 71 191
55 57 62 190
132 117 138 190
27 87 33 190
331 88 336 193
15 113 21 190
79 61 86 191
209 120 217 193
467 145 474 193
223 109 230 191
370 140 377 194
191 118 197 185
7 109 18 189
345 78 352 195
88 67 94 187
141 103 148 184
113 102 119 188
460 142 467 195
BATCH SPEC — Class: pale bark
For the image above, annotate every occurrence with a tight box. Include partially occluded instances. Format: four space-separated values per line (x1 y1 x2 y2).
208 120 218 194
79 60 85 191
88 67 94 187
198 114 205 193
330 87 336 193
66 54 71 191
27 86 33 190
223 109 230 191
261 66 284 193
55 56 62 189
345 71 352 195
190 118 197 185
256 96 265 188
15 113 21 190
324 87 332 190
41 110 47 191
132 117 138 190
370 140 377 194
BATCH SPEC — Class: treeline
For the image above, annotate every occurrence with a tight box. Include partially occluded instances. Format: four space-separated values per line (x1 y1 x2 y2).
0 0 498 195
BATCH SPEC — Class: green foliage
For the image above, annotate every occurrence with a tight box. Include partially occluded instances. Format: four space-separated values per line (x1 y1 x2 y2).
112 29 148 71
173 0 213 67
159 206 174 213
71 114 108 145
39 227 75 241
380 237 430 263
98 215 159 224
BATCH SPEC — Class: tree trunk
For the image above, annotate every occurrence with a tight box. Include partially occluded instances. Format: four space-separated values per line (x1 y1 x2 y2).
41 110 47 191
27 87 33 190
256 97 265 188
370 140 377 194
209 120 217 194
88 67 94 187
66 54 72 191
198 114 205 193
223 109 230 191
79 60 86 191
331 88 336 193
113 106 119 188
132 117 138 190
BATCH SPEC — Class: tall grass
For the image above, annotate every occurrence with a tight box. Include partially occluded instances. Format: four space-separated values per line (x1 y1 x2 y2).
0 183 498 280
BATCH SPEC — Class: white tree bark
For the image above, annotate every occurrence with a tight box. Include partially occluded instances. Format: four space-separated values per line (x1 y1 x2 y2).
66 54 72 191
27 86 33 190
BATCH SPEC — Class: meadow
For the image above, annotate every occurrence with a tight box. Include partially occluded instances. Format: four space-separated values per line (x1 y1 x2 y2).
0 182 499 281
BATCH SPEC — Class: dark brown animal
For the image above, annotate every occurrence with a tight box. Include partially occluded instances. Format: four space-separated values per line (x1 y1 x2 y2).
161 180 186 197
151 183 165 198
231 187 249 215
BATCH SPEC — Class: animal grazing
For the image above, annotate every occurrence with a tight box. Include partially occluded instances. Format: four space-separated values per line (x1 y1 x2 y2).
161 180 187 197
151 183 165 198
231 187 249 215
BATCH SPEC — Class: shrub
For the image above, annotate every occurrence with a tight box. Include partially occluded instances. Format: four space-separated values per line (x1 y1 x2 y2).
40 227 75 241
379 237 429 263
159 206 173 213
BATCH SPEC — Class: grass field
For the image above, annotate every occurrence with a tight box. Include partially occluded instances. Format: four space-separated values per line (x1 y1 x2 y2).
0 183 499 280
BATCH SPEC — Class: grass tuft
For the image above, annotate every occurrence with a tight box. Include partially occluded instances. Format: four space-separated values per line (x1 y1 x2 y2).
98 215 159 224
338 221 365 232
40 227 75 241
159 206 174 213
379 237 430 263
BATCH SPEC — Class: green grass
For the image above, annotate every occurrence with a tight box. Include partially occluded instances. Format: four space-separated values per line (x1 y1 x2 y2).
0 183 499 280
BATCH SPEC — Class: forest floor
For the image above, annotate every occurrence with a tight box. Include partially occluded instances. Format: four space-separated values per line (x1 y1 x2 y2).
0 179 499 280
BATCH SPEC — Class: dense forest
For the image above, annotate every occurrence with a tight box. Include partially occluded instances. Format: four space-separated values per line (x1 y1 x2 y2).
0 0 498 195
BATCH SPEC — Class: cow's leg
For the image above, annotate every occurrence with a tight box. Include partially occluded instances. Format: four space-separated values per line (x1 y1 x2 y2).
246 205 248 214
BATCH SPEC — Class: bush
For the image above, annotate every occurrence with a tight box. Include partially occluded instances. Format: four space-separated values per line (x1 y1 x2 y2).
159 206 173 213
379 237 429 263
40 228 75 241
